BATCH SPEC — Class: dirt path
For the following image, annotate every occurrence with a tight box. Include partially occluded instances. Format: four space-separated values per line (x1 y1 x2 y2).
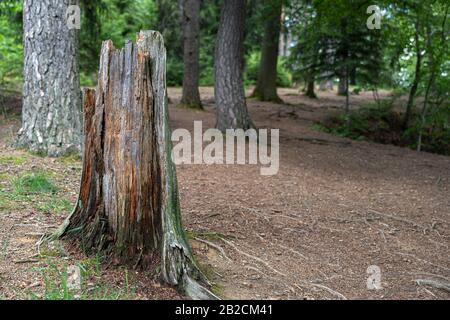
0 88 449 299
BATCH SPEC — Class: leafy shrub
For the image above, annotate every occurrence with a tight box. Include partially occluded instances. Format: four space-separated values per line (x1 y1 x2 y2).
316 100 450 156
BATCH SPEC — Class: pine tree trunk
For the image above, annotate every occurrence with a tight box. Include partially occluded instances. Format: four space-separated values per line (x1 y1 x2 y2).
252 0 282 102
214 0 254 132
17 0 82 156
55 31 215 299
305 79 316 98
180 0 202 109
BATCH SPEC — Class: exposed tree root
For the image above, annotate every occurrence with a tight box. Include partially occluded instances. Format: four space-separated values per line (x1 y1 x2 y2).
415 279 450 293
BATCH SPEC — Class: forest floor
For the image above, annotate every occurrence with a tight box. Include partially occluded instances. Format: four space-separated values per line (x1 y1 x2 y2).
0 87 449 300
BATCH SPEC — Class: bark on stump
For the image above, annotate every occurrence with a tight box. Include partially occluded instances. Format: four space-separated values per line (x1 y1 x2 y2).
54 31 215 299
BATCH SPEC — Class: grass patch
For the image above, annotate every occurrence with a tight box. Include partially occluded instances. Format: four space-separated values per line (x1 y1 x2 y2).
35 197 73 215
57 152 82 165
0 155 26 165
29 259 134 300
12 171 57 195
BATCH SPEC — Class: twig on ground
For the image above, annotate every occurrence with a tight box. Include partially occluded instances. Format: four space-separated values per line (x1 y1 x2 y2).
368 209 425 230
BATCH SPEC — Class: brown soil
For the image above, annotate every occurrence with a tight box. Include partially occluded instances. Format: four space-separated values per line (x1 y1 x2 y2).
0 87 449 300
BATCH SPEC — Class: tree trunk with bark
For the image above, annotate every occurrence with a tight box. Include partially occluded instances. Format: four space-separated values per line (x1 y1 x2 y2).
252 0 282 102
53 31 215 299
305 79 316 99
403 20 422 130
337 76 348 96
17 0 82 156
180 0 202 109
215 0 254 132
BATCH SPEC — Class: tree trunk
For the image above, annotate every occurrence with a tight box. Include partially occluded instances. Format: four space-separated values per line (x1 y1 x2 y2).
214 0 254 132
337 76 348 96
403 20 422 130
54 31 215 300
305 79 316 98
349 67 356 86
16 0 82 156
252 0 282 102
417 6 448 151
180 0 202 109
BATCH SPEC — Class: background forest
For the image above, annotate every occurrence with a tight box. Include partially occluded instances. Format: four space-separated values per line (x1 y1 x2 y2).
0 0 449 301
0 0 449 155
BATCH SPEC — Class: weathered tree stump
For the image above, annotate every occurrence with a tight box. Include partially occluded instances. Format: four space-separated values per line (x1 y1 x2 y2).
54 31 215 299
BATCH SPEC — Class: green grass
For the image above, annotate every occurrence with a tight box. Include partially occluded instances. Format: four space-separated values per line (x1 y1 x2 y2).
0 171 70 214
57 152 82 165
29 259 134 300
0 155 26 165
35 197 73 215
12 171 57 195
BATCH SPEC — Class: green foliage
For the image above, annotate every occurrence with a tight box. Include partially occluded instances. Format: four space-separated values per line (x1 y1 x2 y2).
245 52 292 87
317 100 450 155
35 198 73 215
0 155 26 165
405 104 450 155
79 0 158 77
0 1 22 88
287 0 386 90
12 171 58 195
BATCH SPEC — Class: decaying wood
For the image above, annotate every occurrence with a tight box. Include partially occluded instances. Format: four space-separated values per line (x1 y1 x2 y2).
51 31 216 299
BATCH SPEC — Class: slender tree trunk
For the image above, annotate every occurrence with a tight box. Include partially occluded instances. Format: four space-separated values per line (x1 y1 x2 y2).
403 20 422 130
417 6 448 151
349 67 356 86
17 0 82 156
252 0 282 102
180 0 202 109
215 0 254 132
337 76 347 96
345 67 350 115
53 31 215 300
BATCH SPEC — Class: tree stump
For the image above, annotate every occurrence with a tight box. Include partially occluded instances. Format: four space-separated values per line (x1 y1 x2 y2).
54 31 215 299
